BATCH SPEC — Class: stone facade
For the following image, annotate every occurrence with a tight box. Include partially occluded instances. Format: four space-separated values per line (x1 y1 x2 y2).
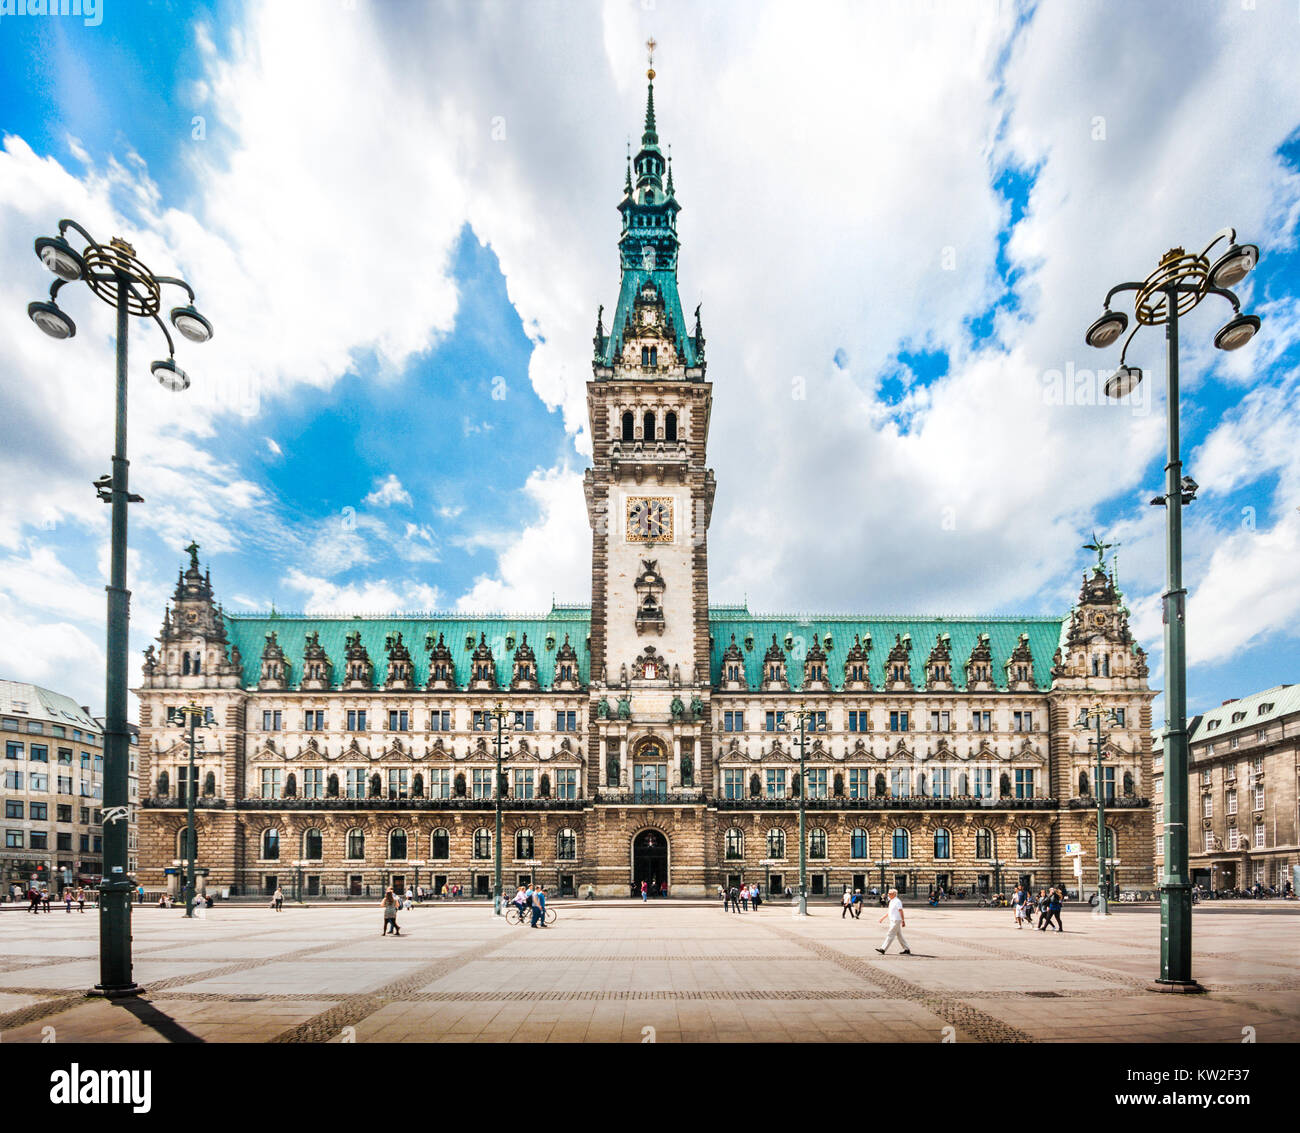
136 70 1156 902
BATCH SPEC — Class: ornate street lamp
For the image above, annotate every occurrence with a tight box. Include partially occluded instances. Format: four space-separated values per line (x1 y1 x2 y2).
29 220 212 997
1077 704 1120 916
1083 226 1261 992
484 702 523 915
165 703 212 918
779 703 824 917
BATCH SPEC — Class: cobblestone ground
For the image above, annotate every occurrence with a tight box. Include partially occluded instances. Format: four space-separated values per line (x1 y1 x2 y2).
0 902 1295 1042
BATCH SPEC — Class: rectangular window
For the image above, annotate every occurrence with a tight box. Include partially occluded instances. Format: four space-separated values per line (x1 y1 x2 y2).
931 767 952 798
972 711 991 732
723 710 744 732
4 741 20 760
1014 768 1035 799
1153 753 1163 772
30 772 48 792
3 770 22 790
766 768 787 798
261 710 282 731
889 711 909 732
848 768 870 798
80 751 90 770
25 721 43 734
1100 766 1115 802
472 768 493 799
304 710 325 731
472 711 488 731
429 710 452 731
56 833 72 851
806 768 828 799
93 836 101 853
971 767 993 798
57 747 72 765
764 710 786 733
723 769 744 800
4 831 22 848
345 769 366 799
303 768 324 799
1226 790 1237 816
1228 827 1240 851
1013 711 1034 732
890 768 911 797
79 807 89 824
634 763 667 798
513 769 534 799
1254 786 1265 811
1203 795 1213 818
260 768 282 799
346 710 367 732
428 768 451 799
556 769 578 800
929 711 950 732
1204 830 1215 854
847 709 869 733
389 709 410 732
4 800 21 819
29 832 47 850
1254 823 1265 848
79 834 90 852
29 744 48 762
513 710 535 732
1114 708 1126 727
387 769 410 799
556 710 578 732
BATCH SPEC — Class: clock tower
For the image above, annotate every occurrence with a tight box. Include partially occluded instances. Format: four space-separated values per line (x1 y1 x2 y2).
584 49 715 804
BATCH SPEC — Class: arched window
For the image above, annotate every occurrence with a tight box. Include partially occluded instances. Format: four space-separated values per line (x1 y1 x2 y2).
649 346 657 367
725 828 744 860
388 828 408 860
178 826 198 859
975 828 992 860
665 411 677 441
557 828 576 860
809 828 827 860
767 828 786 859
303 827 323 861
473 828 492 859
643 410 656 440
641 346 650 367
515 828 534 860
874 773 887 798
346 828 365 860
261 828 280 860
621 411 635 441
892 827 910 859
183 652 191 676
1017 828 1033 859
1079 771 1090 797
851 828 868 859
430 828 450 860
1122 771 1134 796
1104 826 1117 859
934 827 951 860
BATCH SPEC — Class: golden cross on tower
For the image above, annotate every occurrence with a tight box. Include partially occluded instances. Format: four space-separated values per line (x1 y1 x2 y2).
646 37 656 80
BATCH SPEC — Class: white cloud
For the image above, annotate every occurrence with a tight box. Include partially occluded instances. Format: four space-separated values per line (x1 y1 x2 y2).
365 474 412 509
283 569 440 615
265 437 282 457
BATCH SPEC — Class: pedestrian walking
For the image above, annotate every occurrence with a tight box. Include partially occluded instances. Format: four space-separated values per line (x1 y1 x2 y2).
531 886 547 928
75 887 85 913
1012 885 1028 928
1035 889 1051 930
728 885 741 913
382 888 401 935
64 888 73 913
852 889 862 919
272 886 283 912
875 888 911 955
28 887 40 914
1040 887 1064 933
841 889 854 918
752 884 762 911
137 883 145 904
741 886 750 912
718 884 727 910
41 889 51 912
640 879 648 902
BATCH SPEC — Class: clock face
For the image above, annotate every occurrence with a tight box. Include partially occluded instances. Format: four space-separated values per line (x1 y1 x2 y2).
1091 611 1107 628
185 609 199 625
627 497 673 542
639 307 656 327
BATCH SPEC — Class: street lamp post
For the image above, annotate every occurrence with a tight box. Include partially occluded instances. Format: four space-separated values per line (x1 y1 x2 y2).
780 704 823 917
1077 703 1119 916
28 221 212 997
485 702 522 916
169 703 212 918
1084 228 1260 991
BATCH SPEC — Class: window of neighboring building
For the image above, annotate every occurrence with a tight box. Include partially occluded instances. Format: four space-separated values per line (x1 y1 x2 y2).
4 801 21 819
5 831 23 848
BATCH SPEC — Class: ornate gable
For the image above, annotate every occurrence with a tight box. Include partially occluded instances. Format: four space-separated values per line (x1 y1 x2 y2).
719 634 746 690
259 631 289 691
926 633 953 690
384 632 414 690
843 632 872 689
511 634 539 690
425 632 456 690
470 633 498 691
964 632 994 690
885 634 913 691
553 633 581 689
344 631 373 690
302 631 332 691
803 631 829 690
761 635 788 691
1004 633 1035 690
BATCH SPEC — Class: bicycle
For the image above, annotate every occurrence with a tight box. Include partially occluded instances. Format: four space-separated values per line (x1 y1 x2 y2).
977 894 1008 909
505 903 556 926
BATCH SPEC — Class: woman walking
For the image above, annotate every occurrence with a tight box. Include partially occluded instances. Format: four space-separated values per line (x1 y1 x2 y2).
382 888 401 936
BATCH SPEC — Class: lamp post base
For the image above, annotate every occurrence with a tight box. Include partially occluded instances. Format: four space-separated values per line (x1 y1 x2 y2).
1147 979 1205 995
87 983 145 1000
795 896 808 917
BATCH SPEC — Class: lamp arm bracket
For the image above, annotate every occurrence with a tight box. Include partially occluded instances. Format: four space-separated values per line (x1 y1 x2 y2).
154 275 197 303
58 218 104 252
1204 284 1242 313
1102 282 1144 308
1117 322 1142 367
1199 227 1236 260
148 310 177 357
48 277 67 302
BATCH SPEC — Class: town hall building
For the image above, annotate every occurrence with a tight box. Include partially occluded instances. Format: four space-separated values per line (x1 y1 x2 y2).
136 65 1156 902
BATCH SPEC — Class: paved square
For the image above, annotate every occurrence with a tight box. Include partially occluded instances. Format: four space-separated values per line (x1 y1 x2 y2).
0 901 1295 1043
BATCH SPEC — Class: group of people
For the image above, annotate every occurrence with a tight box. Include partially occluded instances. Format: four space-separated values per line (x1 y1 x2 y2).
15 885 92 913
510 884 549 927
1011 885 1065 931
718 883 762 912
841 889 868 918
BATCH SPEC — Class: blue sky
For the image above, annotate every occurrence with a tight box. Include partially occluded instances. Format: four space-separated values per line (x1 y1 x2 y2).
1 0 1298 724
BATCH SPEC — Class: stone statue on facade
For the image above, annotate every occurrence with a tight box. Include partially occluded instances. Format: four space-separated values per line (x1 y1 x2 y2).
616 695 632 720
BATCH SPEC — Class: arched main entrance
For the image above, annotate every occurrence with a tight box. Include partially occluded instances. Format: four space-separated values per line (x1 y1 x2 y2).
632 829 669 896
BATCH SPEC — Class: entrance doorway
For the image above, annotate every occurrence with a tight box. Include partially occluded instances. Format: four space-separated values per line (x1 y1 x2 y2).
769 872 784 896
632 829 668 895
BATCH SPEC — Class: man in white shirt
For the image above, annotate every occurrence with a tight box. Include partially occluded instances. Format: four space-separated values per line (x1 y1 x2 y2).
875 888 911 955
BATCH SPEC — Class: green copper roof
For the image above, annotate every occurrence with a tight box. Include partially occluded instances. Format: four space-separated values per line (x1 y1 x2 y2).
224 609 591 691
707 611 1068 692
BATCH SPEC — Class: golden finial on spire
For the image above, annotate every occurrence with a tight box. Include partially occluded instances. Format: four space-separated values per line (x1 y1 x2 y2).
646 36 656 81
